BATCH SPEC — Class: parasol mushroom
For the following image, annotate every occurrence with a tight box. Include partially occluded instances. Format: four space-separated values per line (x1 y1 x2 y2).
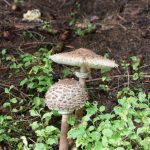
45 78 88 150
50 48 118 87
50 48 118 119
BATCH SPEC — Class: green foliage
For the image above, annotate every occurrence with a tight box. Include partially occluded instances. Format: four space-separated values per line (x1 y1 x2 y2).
121 56 143 81
19 48 53 92
42 21 56 34
130 56 143 80
69 8 95 37
0 47 59 149
75 20 95 37
68 89 150 150
0 47 149 150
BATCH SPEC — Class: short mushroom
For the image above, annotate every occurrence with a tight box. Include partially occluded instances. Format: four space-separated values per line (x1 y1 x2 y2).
50 48 118 119
45 78 88 150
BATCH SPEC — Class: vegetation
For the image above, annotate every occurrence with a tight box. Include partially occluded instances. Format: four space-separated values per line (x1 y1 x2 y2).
0 1 149 150
0 47 149 150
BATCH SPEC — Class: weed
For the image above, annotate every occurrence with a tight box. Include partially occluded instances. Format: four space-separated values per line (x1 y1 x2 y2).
0 47 149 150
68 89 150 150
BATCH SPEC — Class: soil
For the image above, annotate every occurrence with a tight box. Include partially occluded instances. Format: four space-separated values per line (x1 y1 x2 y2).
0 0 150 103
0 0 150 148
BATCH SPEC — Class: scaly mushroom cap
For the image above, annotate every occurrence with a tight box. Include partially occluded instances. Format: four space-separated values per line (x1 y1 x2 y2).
45 79 88 114
50 48 118 68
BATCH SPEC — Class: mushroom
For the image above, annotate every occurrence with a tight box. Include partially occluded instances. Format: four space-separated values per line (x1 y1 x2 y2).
50 48 118 119
45 78 88 150
50 48 118 87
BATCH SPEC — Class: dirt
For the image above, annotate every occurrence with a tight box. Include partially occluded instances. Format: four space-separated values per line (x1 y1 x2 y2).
0 0 150 149
0 0 150 117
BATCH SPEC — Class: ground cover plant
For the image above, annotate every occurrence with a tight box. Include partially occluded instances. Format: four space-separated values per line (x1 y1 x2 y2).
0 0 150 150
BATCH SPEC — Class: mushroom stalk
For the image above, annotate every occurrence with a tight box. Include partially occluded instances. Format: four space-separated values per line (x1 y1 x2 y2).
75 66 88 120
59 114 69 150
79 66 88 87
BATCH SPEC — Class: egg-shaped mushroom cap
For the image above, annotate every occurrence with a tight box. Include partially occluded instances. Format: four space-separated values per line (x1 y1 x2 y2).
50 48 118 69
45 79 88 114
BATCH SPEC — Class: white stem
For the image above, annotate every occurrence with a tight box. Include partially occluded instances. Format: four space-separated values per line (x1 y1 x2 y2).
75 66 88 121
59 114 69 150
79 66 88 87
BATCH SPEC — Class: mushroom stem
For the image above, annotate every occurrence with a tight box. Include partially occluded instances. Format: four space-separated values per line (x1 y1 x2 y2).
79 66 88 87
75 66 88 120
59 114 69 150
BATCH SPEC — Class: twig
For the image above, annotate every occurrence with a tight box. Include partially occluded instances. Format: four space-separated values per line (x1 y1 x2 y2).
21 41 54 46
86 74 150 82
3 0 11 6
127 69 130 88
0 82 32 101
28 138 36 144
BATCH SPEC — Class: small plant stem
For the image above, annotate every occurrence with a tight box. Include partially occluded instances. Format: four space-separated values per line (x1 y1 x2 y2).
3 0 11 6
59 114 69 150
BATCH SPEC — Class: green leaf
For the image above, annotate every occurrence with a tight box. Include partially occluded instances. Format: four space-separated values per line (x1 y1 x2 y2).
90 131 100 141
34 143 47 150
4 88 10 94
82 115 91 122
63 68 70 77
94 141 102 150
99 106 105 112
133 73 139 80
45 126 57 133
29 110 40 117
88 126 95 131
138 92 147 102
30 121 39 130
20 78 28 86
12 108 18 113
0 116 4 124
46 138 57 145
1 49 7 55
68 115 76 126
102 136 108 147
35 129 45 137
68 125 86 139
114 106 122 114
32 66 39 74
42 112 53 120
137 127 147 135
116 147 125 150
102 129 113 137
10 98 17 104
6 116 13 120
21 136 28 146
3 102 11 107
86 104 98 115
118 97 126 105
33 97 43 107
27 82 34 89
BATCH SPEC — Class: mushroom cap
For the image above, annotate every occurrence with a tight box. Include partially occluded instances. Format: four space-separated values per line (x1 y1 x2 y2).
45 78 88 114
50 48 118 69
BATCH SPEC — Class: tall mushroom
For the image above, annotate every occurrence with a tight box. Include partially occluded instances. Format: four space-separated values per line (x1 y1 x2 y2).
50 48 118 86
45 78 88 150
50 48 118 119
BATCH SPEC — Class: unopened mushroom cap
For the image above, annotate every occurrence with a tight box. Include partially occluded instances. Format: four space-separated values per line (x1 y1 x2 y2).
45 78 88 114
50 48 118 69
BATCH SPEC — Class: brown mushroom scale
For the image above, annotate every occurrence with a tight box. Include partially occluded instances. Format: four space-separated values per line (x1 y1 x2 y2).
45 78 88 114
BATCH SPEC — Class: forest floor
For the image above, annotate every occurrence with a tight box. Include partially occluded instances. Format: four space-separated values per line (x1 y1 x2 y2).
0 0 150 149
